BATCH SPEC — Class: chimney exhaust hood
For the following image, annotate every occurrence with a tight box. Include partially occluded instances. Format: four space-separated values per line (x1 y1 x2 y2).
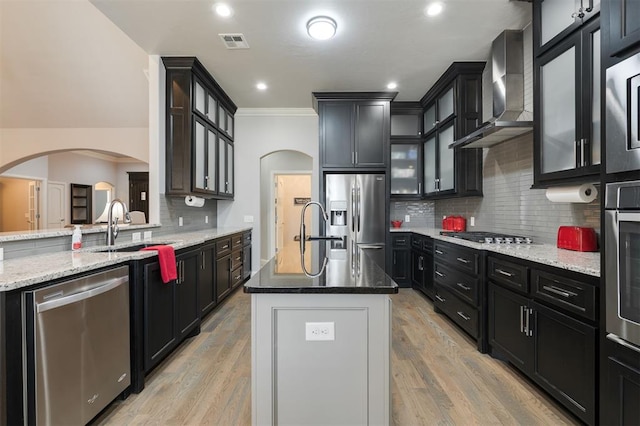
450 29 533 149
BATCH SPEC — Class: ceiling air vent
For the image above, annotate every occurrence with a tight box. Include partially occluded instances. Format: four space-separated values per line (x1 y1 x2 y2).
219 33 249 49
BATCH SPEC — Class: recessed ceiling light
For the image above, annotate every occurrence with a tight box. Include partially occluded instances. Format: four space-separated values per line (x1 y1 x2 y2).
387 82 398 90
256 82 268 91
425 2 444 17
306 16 337 40
214 3 233 17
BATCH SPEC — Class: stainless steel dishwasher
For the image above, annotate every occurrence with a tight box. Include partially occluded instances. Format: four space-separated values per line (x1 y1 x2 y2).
22 265 131 425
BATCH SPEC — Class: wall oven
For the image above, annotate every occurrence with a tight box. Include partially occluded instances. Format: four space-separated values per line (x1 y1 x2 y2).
606 50 640 174
605 180 640 352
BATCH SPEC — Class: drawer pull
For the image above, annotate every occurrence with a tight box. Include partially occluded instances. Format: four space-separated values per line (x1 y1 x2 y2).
542 285 577 298
435 271 444 277
496 268 513 277
235 256 242 261
235 274 242 280
435 295 446 303
222 244 229 249
457 311 471 321
456 257 470 264
456 282 471 291
435 249 444 255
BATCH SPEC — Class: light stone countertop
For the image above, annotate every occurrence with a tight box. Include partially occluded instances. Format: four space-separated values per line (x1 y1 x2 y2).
391 227 600 277
0 227 252 292
0 223 161 242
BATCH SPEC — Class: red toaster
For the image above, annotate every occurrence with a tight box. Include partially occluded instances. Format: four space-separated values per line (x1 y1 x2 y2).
557 226 598 252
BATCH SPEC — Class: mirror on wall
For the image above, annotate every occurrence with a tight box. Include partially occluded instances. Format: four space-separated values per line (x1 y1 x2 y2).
0 150 148 233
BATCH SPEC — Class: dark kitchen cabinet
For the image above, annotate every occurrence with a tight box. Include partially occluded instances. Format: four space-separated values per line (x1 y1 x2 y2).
433 240 484 350
411 234 433 298
242 231 252 281
420 63 484 199
534 0 600 56
314 92 396 170
198 243 216 316
390 233 411 286
391 102 423 198
230 233 244 290
605 0 640 57
143 248 200 373
487 255 598 425
601 336 640 425
163 57 236 200
534 18 601 186
215 237 232 301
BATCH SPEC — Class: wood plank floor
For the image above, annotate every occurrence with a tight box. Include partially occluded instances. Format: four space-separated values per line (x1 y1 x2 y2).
95 288 577 425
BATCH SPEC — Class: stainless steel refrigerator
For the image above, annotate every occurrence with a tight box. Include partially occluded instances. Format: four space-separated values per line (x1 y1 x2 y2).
325 174 386 271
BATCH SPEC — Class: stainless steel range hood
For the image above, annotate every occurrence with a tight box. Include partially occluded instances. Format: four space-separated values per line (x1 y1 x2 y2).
451 29 533 149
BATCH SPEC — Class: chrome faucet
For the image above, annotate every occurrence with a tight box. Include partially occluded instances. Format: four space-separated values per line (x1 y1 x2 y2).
298 201 345 277
106 199 131 246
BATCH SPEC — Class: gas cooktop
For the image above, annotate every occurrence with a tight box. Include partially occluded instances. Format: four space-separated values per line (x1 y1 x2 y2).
440 231 533 244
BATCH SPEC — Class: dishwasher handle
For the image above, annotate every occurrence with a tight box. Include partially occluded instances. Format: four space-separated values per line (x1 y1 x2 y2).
36 275 128 313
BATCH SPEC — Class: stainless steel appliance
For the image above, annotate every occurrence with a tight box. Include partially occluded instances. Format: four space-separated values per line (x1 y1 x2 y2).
605 180 640 352
440 231 533 244
606 51 640 174
23 266 131 425
325 174 386 271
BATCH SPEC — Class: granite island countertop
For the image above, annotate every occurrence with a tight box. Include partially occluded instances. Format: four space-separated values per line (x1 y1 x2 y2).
0 227 252 292
244 240 398 294
391 227 600 277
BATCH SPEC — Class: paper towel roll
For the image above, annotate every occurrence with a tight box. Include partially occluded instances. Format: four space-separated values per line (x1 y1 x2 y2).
185 195 205 208
545 184 598 203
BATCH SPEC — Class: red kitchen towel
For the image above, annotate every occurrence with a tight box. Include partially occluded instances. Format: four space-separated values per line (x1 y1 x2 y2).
141 245 177 283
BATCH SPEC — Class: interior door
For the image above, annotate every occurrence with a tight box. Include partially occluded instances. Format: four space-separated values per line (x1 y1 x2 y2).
128 172 149 221
28 181 41 230
46 181 65 229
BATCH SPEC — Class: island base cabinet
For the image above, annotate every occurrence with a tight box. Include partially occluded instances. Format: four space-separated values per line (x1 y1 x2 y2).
251 293 391 426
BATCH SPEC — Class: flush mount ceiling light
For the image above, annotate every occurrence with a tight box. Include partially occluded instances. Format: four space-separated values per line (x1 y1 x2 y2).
425 2 444 17
256 82 268 90
214 3 233 17
387 82 398 89
306 16 337 40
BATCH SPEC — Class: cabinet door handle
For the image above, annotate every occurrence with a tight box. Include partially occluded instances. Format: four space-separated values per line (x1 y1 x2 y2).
435 295 446 303
520 306 524 333
456 282 471 291
418 182 422 193
201 252 205 270
435 270 444 277
393 252 397 264
542 285 577 298
525 308 532 337
496 268 513 277
523 306 529 335
435 249 444 255
580 138 586 167
456 257 470 264
418 256 424 271
457 311 471 321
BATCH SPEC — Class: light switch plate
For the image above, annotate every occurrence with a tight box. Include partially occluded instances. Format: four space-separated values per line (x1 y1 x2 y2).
305 322 335 341
244 215 254 223
132 232 141 242
205 215 209 224
178 217 183 227
470 217 475 227
0 247 4 261
404 214 410 223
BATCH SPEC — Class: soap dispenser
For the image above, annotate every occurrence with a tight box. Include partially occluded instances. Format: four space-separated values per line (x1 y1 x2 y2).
71 225 83 250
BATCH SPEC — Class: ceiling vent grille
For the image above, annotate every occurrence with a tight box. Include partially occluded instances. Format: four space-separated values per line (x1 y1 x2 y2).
219 33 249 49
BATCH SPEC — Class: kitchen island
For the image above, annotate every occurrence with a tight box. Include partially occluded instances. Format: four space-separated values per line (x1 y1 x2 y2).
245 242 398 426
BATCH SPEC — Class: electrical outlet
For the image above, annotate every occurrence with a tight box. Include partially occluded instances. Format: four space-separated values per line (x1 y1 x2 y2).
178 217 183 227
305 322 335 341
0 247 4 261
205 215 209 224
470 217 475 227
132 232 141 242
244 215 254 223
143 231 153 240
404 215 410 223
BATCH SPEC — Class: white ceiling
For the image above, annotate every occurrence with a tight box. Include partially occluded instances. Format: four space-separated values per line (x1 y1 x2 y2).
0 0 532 129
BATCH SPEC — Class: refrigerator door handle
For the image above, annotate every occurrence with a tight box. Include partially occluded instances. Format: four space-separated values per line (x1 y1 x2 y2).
356 185 361 233
351 186 356 233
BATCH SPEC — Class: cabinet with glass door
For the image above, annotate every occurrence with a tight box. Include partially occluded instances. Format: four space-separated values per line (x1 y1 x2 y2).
390 102 422 198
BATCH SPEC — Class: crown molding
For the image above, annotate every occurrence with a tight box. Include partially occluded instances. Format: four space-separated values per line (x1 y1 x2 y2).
235 108 317 117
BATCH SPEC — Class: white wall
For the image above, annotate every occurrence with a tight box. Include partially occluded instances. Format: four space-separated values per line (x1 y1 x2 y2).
218 109 319 273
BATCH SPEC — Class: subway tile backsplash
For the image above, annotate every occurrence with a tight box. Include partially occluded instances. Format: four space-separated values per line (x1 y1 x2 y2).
392 133 600 245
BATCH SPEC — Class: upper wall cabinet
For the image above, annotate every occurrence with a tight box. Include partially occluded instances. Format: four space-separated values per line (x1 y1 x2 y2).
163 57 237 199
533 6 600 186
419 62 485 199
534 0 600 55
390 102 422 198
605 0 640 57
314 92 397 170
